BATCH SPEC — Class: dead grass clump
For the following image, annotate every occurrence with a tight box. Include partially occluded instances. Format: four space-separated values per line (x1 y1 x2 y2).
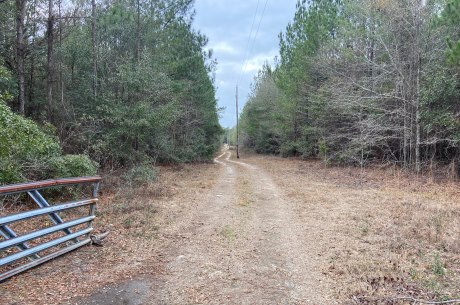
237 178 253 207
341 188 460 302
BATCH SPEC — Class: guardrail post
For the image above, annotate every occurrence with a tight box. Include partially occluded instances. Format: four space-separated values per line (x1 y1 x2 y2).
87 182 100 239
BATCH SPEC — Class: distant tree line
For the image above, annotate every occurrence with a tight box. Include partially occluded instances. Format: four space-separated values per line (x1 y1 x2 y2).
0 0 222 182
240 0 460 174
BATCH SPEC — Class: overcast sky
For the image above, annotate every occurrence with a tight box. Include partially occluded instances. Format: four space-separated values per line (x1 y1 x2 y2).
193 0 297 128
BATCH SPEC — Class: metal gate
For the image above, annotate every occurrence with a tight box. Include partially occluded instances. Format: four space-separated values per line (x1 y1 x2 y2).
0 176 101 282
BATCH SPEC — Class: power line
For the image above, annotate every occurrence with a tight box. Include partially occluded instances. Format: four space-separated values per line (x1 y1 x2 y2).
233 0 260 125
245 0 269 73
238 0 261 82
237 0 269 86
245 0 261 56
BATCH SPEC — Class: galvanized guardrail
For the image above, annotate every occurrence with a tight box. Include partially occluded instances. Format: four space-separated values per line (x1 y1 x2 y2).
0 176 101 282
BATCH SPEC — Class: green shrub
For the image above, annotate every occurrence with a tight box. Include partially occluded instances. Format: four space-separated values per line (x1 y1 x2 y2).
0 102 61 183
318 139 327 160
0 101 98 184
48 155 98 178
280 141 299 157
121 164 157 186
0 159 21 183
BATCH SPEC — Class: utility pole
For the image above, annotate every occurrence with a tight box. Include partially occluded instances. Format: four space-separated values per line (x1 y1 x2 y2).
236 85 240 159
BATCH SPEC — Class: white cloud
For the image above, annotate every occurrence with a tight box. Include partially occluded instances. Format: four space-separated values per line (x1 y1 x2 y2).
241 49 278 73
208 41 240 55
217 80 234 90
215 61 241 74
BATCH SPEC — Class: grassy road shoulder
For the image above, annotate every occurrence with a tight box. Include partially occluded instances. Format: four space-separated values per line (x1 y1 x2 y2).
245 152 460 303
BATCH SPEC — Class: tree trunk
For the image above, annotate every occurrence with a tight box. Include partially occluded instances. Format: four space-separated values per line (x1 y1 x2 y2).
91 0 97 98
136 0 141 63
46 0 54 122
28 0 37 112
16 0 26 115
415 69 421 173
415 1 422 173
403 93 408 168
59 0 64 108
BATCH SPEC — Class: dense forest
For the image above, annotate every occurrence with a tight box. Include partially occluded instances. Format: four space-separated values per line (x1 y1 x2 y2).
240 0 460 174
0 0 222 183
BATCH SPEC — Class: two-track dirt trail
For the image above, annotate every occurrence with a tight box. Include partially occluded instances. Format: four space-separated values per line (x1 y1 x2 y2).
136 148 335 304
79 147 337 305
145 149 337 305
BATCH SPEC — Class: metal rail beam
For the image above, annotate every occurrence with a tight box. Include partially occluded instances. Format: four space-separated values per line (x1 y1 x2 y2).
0 225 40 260
0 198 97 226
0 216 95 251
0 238 92 282
0 176 102 195
0 227 93 266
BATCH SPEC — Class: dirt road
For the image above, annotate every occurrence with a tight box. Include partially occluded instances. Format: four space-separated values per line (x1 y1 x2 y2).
4 148 459 304
79 147 337 305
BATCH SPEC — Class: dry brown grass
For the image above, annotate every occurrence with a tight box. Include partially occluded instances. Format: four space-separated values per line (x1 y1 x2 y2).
242 151 460 304
0 162 221 305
